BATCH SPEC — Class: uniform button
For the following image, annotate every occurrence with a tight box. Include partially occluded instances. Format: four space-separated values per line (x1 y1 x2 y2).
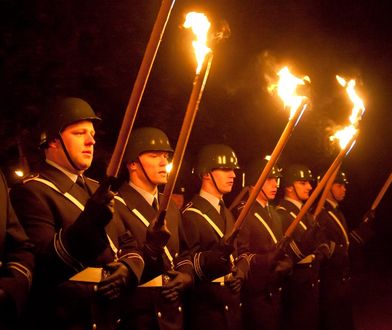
0 261 2 268
225 305 229 311
175 253 179 258
278 287 282 292
311 283 315 287
339 244 344 248
317 279 321 283
220 282 225 287
239 303 242 307
309 264 312 268
178 306 182 312
92 324 97 330
116 319 122 325
157 312 162 318
269 292 273 297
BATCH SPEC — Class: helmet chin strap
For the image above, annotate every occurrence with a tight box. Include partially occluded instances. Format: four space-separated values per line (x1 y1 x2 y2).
209 171 224 197
137 157 156 189
59 136 83 172
292 183 305 203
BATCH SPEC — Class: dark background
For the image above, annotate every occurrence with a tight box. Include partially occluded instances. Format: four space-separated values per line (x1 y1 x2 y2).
1 1 391 326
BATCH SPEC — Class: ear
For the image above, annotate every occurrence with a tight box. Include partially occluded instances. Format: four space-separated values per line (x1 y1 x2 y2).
48 138 60 149
128 162 138 171
202 172 211 180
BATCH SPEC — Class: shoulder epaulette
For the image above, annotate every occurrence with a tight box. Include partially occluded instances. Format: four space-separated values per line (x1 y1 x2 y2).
181 201 194 213
22 173 40 184
275 205 287 212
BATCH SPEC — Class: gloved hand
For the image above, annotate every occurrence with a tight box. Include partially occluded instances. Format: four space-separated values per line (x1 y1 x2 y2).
274 254 294 275
145 214 171 256
314 241 333 261
96 262 133 300
225 266 246 294
83 177 115 227
161 270 193 302
361 209 376 226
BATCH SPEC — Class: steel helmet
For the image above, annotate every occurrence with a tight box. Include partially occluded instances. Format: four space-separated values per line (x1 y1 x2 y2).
124 127 173 163
245 157 282 187
334 170 349 184
194 144 240 176
40 97 101 147
317 170 349 185
282 164 313 187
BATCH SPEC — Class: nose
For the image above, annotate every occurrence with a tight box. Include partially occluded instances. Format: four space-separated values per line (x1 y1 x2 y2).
305 181 312 190
230 170 236 178
86 133 95 146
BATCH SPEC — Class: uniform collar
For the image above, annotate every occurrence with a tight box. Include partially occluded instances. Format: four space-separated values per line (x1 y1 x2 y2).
284 196 303 210
46 159 79 183
199 189 221 213
129 181 158 207
326 198 338 209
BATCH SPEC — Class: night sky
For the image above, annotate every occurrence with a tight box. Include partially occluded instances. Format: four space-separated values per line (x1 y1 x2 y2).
1 1 391 318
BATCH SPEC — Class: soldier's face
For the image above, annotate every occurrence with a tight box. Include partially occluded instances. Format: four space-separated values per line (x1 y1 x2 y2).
138 151 170 185
49 120 95 173
331 182 346 202
210 169 236 194
261 177 278 201
293 180 312 201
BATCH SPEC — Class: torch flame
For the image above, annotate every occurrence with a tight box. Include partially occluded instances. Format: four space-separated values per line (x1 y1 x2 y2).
336 75 365 125
330 76 365 149
269 67 310 119
166 162 173 174
184 12 211 74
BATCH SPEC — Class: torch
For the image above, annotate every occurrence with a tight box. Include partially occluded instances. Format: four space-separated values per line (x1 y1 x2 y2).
106 0 176 178
227 67 310 241
157 12 216 226
313 75 366 220
369 172 392 211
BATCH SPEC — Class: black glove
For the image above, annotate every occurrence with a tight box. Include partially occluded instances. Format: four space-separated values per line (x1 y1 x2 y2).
225 266 246 294
83 177 115 227
0 288 17 321
145 214 171 256
314 241 333 261
96 261 134 300
161 270 193 302
273 254 294 275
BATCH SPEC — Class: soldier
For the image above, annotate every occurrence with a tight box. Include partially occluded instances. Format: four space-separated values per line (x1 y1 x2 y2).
232 157 292 330
317 170 374 330
181 144 243 330
114 127 193 329
10 97 144 329
0 170 34 330
276 164 331 330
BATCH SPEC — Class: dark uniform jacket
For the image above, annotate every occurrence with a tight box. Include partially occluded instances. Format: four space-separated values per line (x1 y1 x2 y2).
276 198 322 330
317 200 355 330
234 200 284 330
10 163 144 329
0 171 34 329
115 183 193 330
181 194 242 330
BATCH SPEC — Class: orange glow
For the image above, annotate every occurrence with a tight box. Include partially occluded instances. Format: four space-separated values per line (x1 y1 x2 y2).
183 12 212 74
330 76 365 149
269 67 310 119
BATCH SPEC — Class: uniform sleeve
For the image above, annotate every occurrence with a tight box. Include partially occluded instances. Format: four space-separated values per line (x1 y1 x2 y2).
10 183 107 284
0 173 34 315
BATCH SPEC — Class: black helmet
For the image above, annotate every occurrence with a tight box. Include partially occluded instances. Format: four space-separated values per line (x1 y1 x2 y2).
194 144 240 176
245 157 282 187
282 164 313 187
40 97 101 147
334 170 349 184
317 170 349 185
124 127 173 163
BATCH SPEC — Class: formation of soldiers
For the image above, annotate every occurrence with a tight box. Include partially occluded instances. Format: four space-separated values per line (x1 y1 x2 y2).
0 97 377 330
